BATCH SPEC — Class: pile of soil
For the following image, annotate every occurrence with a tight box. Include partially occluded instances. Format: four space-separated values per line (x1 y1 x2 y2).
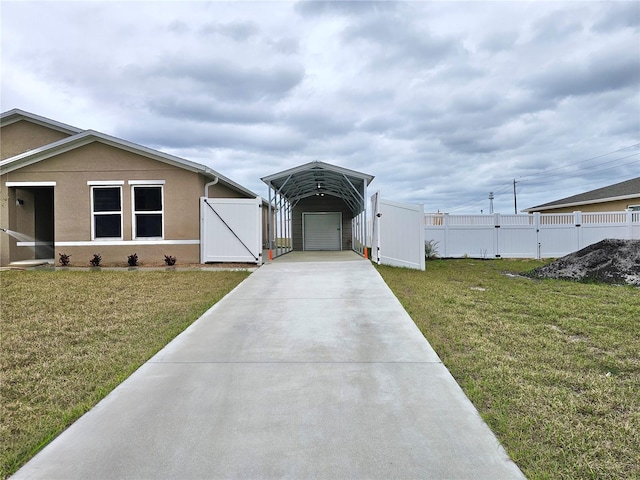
527 239 640 286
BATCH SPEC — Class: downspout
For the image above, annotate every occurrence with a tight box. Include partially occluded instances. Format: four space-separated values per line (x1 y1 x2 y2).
204 171 219 197
201 171 219 264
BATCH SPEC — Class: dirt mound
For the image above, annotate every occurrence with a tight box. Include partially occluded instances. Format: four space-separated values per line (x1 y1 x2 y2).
528 239 640 286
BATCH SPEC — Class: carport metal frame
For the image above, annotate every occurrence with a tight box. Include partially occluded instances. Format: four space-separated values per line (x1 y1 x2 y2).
261 161 374 258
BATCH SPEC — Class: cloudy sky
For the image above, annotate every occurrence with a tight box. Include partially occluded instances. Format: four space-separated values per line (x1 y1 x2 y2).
2 1 639 213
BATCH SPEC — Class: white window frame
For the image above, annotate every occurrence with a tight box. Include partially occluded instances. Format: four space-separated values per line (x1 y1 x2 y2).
130 183 165 240
90 185 124 240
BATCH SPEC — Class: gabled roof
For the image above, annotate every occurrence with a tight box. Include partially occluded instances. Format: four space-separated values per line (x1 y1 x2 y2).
524 176 640 212
261 160 374 214
0 110 259 199
0 108 83 135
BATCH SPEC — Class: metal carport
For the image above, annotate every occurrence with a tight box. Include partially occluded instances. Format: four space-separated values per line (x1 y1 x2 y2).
261 161 374 259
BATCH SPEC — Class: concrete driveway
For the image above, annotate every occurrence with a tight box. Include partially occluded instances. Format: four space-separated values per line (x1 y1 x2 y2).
13 252 525 479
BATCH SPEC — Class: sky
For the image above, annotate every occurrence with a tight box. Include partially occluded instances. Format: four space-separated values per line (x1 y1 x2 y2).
2 0 639 214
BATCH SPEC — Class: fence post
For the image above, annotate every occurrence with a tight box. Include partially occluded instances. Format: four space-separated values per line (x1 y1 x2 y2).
574 211 583 250
443 213 449 258
627 209 633 240
493 213 501 257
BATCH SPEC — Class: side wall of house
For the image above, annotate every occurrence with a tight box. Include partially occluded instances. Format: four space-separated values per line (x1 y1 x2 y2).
1 141 254 265
0 121 73 160
292 195 353 251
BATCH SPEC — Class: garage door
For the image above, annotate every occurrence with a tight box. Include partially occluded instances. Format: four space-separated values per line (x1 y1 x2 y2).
303 212 342 251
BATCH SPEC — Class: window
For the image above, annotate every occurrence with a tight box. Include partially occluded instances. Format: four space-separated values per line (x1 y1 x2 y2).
132 185 164 238
628 205 640 211
92 186 122 239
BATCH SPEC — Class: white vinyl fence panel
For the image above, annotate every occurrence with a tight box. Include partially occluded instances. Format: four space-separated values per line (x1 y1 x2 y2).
200 197 262 264
371 192 425 270
425 211 639 259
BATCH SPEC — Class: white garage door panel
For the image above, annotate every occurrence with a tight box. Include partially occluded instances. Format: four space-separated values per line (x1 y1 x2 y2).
303 212 341 251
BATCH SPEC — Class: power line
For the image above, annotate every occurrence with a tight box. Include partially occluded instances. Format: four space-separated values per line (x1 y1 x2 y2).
518 153 639 186
517 143 640 182
439 143 640 213
518 160 639 192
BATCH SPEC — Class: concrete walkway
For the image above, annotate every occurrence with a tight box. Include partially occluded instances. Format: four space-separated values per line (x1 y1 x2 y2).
13 252 525 479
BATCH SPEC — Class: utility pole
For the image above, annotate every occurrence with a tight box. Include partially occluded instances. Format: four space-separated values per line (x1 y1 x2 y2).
488 191 494 214
513 179 518 214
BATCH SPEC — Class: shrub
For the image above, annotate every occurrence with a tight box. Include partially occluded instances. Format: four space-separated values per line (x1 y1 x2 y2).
127 253 138 267
425 239 439 260
164 255 177 266
89 254 102 267
58 253 71 266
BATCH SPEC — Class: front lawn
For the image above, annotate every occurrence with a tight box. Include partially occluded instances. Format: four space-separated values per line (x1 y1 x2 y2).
0 269 249 478
378 259 639 480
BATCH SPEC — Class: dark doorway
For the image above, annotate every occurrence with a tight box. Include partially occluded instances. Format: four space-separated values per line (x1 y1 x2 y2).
33 188 54 259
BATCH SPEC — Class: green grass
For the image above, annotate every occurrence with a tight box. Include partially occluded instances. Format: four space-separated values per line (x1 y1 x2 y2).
0 270 249 479
377 259 640 480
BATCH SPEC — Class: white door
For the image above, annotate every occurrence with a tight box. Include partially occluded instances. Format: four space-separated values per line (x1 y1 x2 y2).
200 197 262 264
303 212 342 251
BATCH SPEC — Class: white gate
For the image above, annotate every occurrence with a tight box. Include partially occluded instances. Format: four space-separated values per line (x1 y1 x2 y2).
371 192 425 270
200 197 262 264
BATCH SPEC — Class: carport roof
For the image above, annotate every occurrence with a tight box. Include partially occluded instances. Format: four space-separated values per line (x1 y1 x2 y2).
261 161 374 214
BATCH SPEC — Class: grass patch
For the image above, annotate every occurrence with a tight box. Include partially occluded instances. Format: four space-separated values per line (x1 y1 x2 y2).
0 269 249 478
378 259 639 480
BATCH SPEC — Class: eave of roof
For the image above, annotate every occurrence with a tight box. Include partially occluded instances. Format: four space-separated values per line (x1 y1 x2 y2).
0 128 259 199
523 176 640 212
0 109 83 135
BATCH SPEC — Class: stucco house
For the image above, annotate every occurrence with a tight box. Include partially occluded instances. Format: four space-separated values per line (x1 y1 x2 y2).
0 109 262 266
523 176 640 214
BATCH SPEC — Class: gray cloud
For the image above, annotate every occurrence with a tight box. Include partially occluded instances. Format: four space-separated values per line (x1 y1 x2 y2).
342 14 462 69
525 50 640 100
199 21 260 41
141 58 305 102
479 31 519 53
147 97 275 125
530 10 584 44
295 0 398 18
592 2 640 32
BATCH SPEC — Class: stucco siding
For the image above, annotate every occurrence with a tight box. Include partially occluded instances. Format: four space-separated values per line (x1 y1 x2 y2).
50 244 200 267
292 196 353 251
0 121 72 160
532 198 640 214
208 183 247 198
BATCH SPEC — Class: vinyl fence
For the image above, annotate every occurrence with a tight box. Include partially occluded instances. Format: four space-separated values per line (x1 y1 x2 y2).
424 210 640 259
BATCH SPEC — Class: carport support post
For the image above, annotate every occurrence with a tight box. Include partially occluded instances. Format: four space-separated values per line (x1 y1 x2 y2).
268 185 273 259
278 191 283 258
364 183 368 257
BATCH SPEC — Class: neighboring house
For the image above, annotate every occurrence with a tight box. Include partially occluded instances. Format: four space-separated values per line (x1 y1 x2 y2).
523 176 640 214
0 109 262 266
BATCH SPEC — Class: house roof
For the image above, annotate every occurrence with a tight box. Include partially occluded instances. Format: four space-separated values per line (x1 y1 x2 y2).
0 108 83 135
0 109 259 199
261 160 374 214
523 176 640 212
